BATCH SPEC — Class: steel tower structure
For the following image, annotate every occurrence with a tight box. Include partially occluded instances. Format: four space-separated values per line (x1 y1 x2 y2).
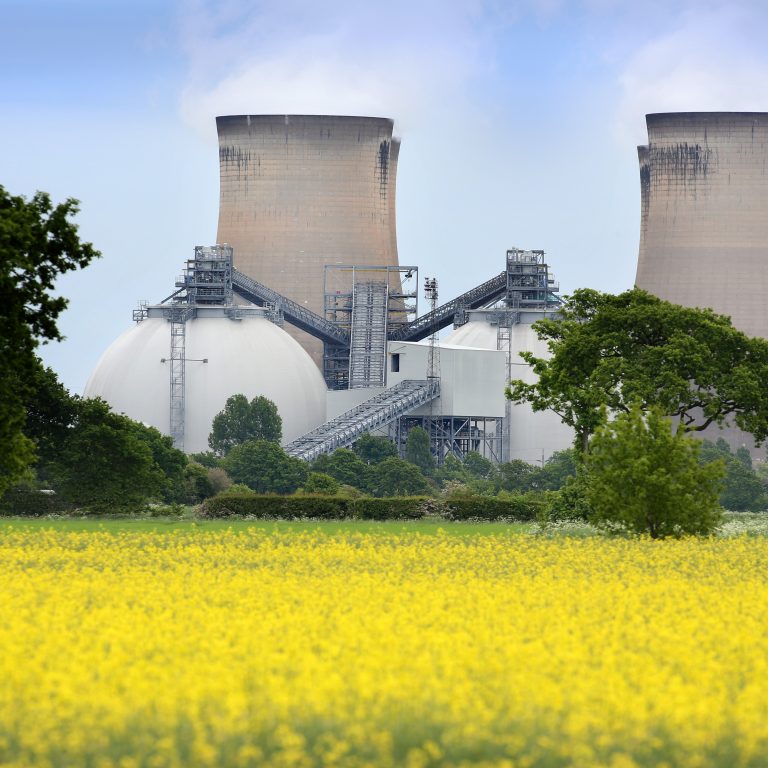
216 114 400 366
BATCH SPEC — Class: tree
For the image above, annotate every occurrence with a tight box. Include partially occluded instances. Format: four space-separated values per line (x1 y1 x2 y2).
312 449 371 492
208 394 282 455
506 289 768 454
50 399 181 513
369 457 434 497
222 440 307 494
405 427 435 475
0 187 99 494
698 439 765 511
302 472 341 495
586 405 724 539
352 433 397 464
537 450 577 490
462 451 497 480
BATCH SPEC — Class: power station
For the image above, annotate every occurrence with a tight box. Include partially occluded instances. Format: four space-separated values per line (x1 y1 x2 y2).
86 110 768 462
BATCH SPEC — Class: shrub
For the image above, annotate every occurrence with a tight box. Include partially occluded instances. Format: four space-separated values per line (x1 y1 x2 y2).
302 472 340 495
0 485 66 517
442 493 545 522
222 440 307 494
369 457 434 497
586 405 724 538
198 495 430 520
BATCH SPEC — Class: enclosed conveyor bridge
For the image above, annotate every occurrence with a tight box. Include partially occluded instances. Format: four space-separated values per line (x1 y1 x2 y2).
284 379 440 462
389 272 508 342
233 267 510 345
232 269 350 347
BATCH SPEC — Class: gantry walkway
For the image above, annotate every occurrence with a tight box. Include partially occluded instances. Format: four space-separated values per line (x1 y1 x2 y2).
389 272 508 342
284 379 440 462
231 269 350 347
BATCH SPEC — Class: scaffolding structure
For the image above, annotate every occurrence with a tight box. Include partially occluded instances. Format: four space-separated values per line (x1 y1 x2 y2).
157 245 237 449
390 415 504 464
323 265 419 389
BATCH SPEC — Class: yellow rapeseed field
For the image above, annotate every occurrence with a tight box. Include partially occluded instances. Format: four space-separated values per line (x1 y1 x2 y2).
1 528 768 767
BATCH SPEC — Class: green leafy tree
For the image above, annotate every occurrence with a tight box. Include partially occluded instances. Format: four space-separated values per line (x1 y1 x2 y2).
209 394 282 455
507 289 768 455
498 460 539 493
462 451 497 481
222 440 307 494
586 405 724 539
302 472 341 495
405 426 435 475
312 449 371 492
352 433 397 464
537 450 577 490
698 440 765 511
369 457 434 497
0 187 99 494
50 399 179 513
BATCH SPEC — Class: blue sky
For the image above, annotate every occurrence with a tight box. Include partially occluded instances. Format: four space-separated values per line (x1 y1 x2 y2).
2 0 767 393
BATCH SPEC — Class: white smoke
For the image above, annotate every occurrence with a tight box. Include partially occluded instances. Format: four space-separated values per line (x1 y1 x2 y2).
615 2 768 144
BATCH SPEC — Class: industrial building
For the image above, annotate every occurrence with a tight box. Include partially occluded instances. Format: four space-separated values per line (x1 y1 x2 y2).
635 112 768 453
86 115 573 463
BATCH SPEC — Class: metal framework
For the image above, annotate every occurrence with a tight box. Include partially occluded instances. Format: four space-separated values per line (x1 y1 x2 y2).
391 415 504 464
323 265 419 389
348 281 389 388
284 379 440 462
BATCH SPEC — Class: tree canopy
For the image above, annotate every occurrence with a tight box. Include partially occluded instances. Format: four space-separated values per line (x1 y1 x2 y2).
208 394 282 455
0 187 99 494
222 440 307 494
506 289 768 453
586 405 724 539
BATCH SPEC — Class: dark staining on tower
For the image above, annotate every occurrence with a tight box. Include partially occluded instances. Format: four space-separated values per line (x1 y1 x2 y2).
377 140 390 198
219 146 252 176
638 146 650 233
649 142 717 188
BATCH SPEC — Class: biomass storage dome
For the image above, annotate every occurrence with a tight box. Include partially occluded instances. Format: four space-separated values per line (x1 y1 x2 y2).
635 112 768 339
444 320 573 463
216 114 400 366
84 310 327 454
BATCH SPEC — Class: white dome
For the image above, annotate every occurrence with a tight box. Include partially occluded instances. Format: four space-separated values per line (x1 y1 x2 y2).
84 314 327 453
444 321 573 463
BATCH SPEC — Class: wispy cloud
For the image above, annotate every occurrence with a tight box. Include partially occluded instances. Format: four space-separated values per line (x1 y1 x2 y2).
615 2 768 143
177 0 508 138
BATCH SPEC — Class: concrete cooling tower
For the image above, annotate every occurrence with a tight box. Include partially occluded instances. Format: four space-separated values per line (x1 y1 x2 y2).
635 112 768 338
216 115 400 365
84 309 327 454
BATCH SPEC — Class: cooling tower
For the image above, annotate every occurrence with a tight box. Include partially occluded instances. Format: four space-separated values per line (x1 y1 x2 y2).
216 115 400 365
635 112 768 339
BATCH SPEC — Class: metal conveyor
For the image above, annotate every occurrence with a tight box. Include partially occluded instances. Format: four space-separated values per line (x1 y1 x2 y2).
232 269 350 347
284 379 440 462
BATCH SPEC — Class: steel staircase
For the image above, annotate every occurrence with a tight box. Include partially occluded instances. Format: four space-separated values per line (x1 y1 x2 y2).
349 281 389 388
284 379 440 462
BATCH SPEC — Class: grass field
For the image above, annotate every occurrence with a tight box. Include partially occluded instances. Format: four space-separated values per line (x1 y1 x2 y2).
2 524 768 766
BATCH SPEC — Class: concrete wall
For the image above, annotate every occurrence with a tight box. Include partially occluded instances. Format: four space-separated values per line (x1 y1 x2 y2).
635 112 768 339
386 341 507 418
216 115 400 366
